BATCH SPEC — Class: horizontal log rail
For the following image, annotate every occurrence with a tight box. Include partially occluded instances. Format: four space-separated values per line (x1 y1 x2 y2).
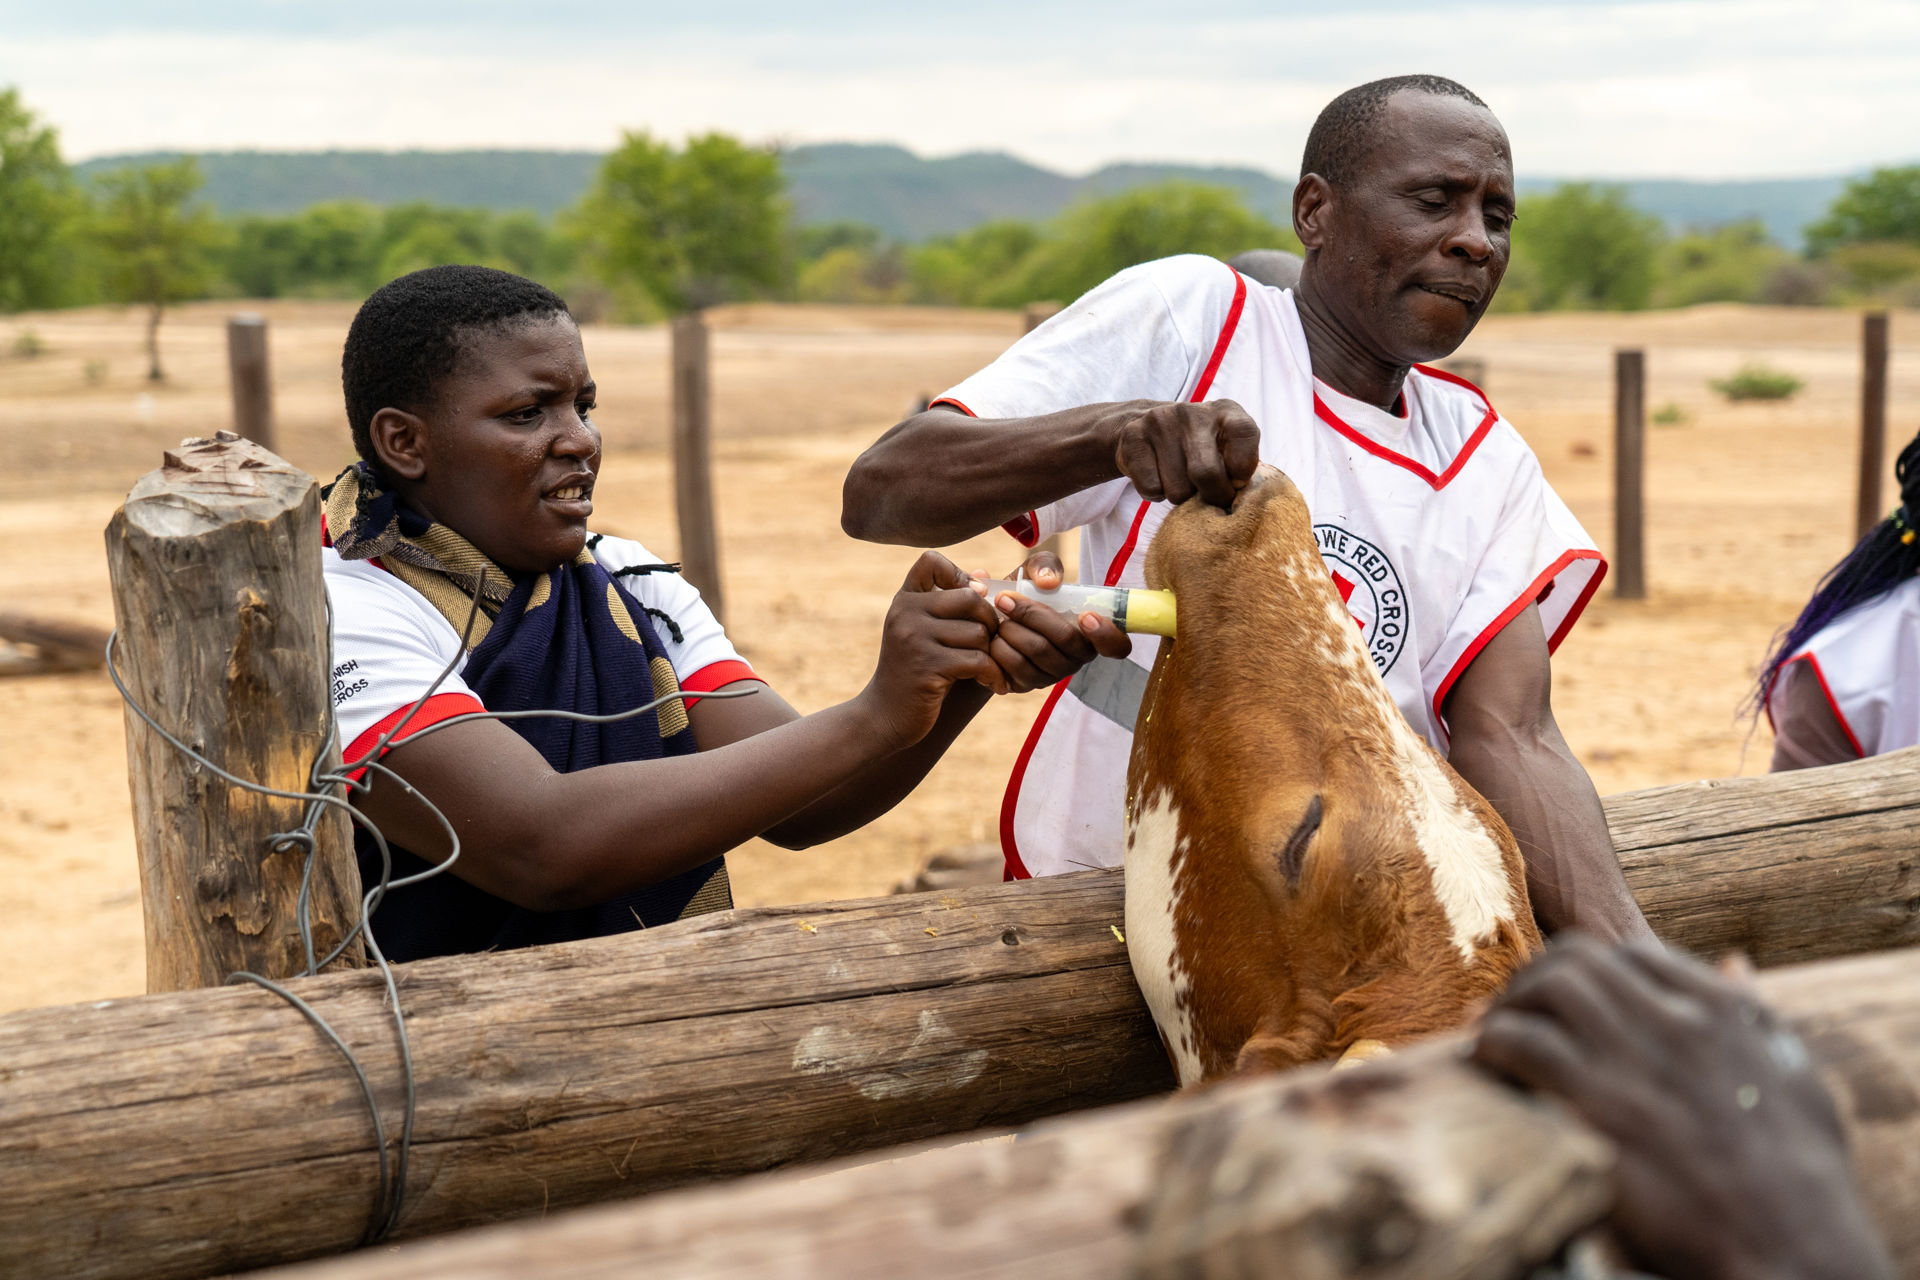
5 747 1920 1279
260 946 1920 1280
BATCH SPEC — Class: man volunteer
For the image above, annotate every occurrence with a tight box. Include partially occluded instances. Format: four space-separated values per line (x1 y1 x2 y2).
843 75 1650 941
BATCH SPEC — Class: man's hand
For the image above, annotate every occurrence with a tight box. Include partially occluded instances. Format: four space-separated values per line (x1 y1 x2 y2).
857 551 1006 749
1471 937 1893 1280
1106 398 1261 509
973 550 1132 694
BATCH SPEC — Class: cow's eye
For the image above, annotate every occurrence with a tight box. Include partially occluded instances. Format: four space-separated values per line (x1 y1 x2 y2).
1276 795 1324 887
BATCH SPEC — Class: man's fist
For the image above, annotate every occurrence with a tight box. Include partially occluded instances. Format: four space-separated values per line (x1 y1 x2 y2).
1106 398 1261 509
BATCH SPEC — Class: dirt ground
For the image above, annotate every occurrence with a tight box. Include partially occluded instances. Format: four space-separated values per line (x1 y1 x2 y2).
1 297 1914 1014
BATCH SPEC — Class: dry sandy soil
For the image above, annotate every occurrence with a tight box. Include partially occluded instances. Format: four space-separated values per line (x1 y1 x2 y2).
1 297 1914 1013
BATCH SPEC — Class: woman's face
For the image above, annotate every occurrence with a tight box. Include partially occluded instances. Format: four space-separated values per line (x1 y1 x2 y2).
406 313 601 575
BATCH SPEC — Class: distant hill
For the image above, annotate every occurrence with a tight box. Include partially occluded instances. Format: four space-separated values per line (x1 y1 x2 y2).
75 144 1861 248
73 149 605 218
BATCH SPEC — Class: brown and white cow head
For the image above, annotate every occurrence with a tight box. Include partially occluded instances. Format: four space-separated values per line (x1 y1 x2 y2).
1123 465 1541 1086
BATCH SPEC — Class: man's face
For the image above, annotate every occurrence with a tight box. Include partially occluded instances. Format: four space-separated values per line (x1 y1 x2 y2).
1297 92 1515 364
409 314 602 575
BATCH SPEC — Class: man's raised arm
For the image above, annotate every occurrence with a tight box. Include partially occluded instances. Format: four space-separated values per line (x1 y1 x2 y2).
840 399 1260 547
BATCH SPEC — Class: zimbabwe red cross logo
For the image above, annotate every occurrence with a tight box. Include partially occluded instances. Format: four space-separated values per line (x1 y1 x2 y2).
1313 523 1408 676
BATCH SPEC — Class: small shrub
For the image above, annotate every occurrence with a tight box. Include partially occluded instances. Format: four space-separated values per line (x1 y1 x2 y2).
10 329 45 358
82 359 109 387
1711 363 1803 402
1651 402 1690 426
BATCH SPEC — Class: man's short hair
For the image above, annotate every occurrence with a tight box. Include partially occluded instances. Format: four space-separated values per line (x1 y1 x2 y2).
342 264 571 462
1300 75 1491 187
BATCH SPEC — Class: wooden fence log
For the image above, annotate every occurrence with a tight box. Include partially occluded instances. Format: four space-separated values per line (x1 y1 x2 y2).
102 432 362 991
251 945 1920 1280
0 608 111 673
7 748 1920 1280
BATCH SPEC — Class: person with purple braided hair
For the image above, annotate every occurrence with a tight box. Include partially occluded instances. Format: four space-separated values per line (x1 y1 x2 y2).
1760 430 1920 770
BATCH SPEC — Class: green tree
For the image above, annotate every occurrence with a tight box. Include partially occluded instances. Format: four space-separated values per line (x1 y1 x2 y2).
92 158 220 380
1652 220 1789 307
909 219 1044 306
1505 183 1662 311
223 200 385 297
0 87 88 312
573 131 789 313
992 182 1289 308
1806 167 1920 255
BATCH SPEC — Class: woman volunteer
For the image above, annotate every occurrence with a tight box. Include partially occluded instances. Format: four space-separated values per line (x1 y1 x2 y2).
323 265 1124 961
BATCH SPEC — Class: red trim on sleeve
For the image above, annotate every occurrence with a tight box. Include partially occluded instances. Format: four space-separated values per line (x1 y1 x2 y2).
680 659 764 708
1546 552 1607 652
340 691 485 782
1004 513 1041 548
1782 653 1866 758
929 396 975 416
1429 549 1606 741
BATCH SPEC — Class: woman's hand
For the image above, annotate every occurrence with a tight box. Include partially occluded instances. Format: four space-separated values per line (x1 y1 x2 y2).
857 550 1006 751
977 549 1133 694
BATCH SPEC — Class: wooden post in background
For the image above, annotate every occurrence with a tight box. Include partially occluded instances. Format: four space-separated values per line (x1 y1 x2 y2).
671 311 723 624
1614 348 1647 600
1858 311 1890 541
104 431 362 992
226 313 275 453
1022 300 1063 334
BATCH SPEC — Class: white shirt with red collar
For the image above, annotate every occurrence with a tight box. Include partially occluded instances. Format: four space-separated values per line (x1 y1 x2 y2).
322 533 757 769
934 254 1605 879
1767 575 1920 764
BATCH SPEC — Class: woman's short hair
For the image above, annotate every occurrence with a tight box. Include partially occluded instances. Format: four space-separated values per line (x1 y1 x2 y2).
342 264 571 462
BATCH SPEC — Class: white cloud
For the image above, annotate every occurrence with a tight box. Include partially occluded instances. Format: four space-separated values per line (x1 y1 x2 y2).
3 1 1915 177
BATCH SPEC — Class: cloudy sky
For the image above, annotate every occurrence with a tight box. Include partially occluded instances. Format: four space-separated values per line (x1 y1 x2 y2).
4 0 1916 179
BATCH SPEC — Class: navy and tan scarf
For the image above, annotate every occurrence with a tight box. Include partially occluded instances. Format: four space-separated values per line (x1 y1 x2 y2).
324 461 732 962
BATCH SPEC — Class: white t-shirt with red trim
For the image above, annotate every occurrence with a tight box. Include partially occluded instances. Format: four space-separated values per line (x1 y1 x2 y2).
1768 576 1920 762
323 534 758 768
934 254 1606 880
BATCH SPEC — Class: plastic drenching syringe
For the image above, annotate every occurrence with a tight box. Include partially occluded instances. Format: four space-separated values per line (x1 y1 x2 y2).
976 577 1178 638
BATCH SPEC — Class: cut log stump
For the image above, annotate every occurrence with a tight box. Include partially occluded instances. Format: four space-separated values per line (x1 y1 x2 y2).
103 432 363 991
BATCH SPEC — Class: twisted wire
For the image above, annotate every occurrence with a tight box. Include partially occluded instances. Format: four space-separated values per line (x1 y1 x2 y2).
105 569 758 1243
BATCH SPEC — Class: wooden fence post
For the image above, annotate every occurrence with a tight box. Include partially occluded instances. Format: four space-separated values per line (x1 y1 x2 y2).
103 431 362 992
1614 348 1647 600
1858 311 1891 541
226 313 276 453
671 311 723 624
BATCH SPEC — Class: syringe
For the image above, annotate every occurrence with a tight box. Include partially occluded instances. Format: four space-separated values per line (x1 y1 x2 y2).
976 578 1178 638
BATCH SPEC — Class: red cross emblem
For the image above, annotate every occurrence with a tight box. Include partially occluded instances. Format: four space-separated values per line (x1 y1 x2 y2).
1331 570 1367 632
